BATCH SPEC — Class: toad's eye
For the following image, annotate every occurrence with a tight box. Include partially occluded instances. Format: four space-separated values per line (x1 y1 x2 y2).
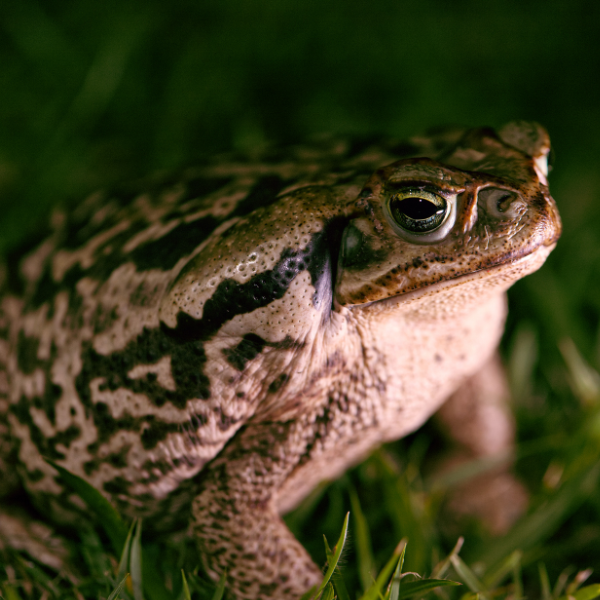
388 190 448 234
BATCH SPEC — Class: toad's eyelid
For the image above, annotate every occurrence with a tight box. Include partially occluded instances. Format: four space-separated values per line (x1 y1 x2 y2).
389 180 464 198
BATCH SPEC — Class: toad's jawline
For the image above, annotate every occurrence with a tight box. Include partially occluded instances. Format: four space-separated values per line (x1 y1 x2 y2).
347 241 557 313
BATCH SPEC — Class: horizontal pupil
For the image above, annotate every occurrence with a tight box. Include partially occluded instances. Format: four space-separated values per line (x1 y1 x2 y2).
395 197 439 220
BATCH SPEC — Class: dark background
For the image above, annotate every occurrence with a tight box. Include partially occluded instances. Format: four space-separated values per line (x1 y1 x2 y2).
1 1 599 242
2 0 600 593
1 0 600 356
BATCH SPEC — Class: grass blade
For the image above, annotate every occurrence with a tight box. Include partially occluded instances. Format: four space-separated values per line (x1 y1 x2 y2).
321 582 336 600
567 570 594 596
131 519 143 600
559 338 600 406
558 584 600 600
350 488 375 592
78 524 110 579
333 576 352 600
324 535 334 564
431 538 464 579
482 550 522 589
397 579 461 599
299 585 319 600
211 572 227 600
317 512 350 596
512 554 523 600
373 451 432 574
45 459 128 553
107 574 130 600
13 554 60 597
450 554 487 599
181 571 192 600
1 585 23 600
388 541 406 600
539 563 552 600
117 520 136 586
554 567 574 599
9 554 59 598
323 527 351 600
361 541 404 600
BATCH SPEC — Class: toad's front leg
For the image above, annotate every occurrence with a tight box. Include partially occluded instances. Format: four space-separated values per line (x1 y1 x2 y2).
191 419 322 600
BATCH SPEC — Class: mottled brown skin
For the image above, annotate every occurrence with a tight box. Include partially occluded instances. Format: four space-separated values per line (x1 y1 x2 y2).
0 123 560 598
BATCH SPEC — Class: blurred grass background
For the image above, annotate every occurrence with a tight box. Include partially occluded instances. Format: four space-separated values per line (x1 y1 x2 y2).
2 0 600 598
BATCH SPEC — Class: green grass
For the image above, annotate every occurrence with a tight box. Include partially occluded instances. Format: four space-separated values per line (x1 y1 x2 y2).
1 1 600 598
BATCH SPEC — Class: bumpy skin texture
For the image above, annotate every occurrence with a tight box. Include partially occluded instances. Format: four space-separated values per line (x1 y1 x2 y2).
0 123 561 598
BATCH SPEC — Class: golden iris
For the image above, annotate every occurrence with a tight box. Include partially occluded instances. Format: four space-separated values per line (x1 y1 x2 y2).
388 190 447 234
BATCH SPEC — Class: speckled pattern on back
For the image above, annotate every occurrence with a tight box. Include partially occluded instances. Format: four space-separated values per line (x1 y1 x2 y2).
0 123 561 599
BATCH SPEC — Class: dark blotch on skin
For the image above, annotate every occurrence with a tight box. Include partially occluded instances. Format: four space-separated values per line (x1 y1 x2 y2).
76 326 211 416
72 321 215 458
28 220 146 310
268 373 288 394
129 216 219 271
28 468 45 482
165 219 346 346
10 395 75 460
182 176 234 202
164 248 310 344
108 449 129 469
93 305 119 335
223 334 298 372
30 267 67 312
41 384 63 424
83 447 129 476
17 331 40 374
232 176 288 216
14 333 61 425
214 406 240 432
339 223 388 273
52 424 81 449
11 396 52 457
141 415 190 450
85 403 199 458
346 135 385 158
103 476 130 495
4 228 52 295
84 412 209 476
223 333 267 371
60 199 119 251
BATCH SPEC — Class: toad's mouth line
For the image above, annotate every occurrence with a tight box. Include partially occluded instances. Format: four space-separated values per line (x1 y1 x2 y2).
343 241 557 313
